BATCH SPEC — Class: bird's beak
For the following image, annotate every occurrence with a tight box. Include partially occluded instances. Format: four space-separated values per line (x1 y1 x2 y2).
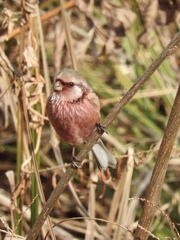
54 81 63 91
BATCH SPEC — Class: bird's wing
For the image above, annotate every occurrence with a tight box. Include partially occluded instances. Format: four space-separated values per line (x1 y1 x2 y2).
92 139 117 171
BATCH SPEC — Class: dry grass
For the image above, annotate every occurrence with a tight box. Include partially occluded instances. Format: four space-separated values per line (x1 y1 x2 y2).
0 1 180 240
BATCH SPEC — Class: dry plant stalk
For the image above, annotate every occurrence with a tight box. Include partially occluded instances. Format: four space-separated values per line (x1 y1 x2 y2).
26 32 180 240
134 84 180 240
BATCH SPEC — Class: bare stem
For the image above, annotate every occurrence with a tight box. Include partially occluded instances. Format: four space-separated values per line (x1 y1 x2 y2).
133 84 180 240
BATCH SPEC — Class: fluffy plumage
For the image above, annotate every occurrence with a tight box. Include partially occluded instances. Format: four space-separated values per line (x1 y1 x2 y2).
46 68 116 170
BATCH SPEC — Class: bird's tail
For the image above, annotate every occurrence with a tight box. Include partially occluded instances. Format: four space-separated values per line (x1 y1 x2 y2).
92 139 117 171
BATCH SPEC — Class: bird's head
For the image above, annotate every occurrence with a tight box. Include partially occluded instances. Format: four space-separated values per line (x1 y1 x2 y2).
52 68 91 102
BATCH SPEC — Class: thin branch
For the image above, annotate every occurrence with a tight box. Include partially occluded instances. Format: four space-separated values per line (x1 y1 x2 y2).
26 31 180 240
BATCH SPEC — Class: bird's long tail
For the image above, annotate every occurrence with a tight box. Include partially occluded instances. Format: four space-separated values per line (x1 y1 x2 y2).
92 139 117 171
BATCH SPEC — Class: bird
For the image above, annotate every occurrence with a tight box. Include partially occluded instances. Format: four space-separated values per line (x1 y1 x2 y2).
46 68 117 170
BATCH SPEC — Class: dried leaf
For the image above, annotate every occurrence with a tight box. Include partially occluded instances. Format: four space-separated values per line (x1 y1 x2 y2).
115 7 137 30
5 170 15 193
143 0 159 28
22 74 45 130
23 31 38 68
138 0 159 46
138 28 154 46
11 173 31 207
76 0 94 14
0 46 14 76
72 26 95 58
23 0 38 14
54 21 65 74
4 234 25 240
23 46 38 68
105 36 115 55
92 32 106 56
1 8 18 40
102 2 136 30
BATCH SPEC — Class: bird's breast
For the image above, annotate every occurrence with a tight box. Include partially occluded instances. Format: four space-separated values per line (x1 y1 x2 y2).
46 97 100 145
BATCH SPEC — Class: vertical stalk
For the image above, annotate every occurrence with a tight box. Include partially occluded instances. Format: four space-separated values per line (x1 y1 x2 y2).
29 13 40 229
30 129 39 227
134 84 180 240
16 0 25 234
24 5 56 237
16 100 24 235
59 0 77 70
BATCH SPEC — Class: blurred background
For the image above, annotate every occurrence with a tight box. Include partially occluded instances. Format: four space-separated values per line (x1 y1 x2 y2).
0 0 180 239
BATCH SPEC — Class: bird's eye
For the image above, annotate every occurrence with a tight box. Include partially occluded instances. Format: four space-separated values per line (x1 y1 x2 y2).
68 82 74 87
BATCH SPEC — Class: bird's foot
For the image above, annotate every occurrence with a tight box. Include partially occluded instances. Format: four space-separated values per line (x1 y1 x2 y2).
71 156 83 169
96 122 108 134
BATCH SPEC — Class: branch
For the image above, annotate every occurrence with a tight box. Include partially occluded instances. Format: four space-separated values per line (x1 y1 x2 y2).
133 84 180 240
26 32 180 240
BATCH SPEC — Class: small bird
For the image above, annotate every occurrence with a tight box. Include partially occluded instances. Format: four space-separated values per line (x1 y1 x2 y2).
46 68 117 170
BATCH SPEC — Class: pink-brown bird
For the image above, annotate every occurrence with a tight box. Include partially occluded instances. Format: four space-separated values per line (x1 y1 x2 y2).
46 68 117 170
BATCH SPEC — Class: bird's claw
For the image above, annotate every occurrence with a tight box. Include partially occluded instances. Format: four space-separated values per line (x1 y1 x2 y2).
71 156 83 169
96 122 108 134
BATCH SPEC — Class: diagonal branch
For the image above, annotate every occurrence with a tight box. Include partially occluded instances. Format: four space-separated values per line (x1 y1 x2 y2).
26 31 180 240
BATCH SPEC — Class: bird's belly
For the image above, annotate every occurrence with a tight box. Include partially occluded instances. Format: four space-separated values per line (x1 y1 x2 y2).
47 100 100 145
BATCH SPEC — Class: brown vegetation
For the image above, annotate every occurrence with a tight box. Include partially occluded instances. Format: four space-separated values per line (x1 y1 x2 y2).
0 1 180 240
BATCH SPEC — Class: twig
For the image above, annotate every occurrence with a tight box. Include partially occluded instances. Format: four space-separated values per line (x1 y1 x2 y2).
26 32 180 240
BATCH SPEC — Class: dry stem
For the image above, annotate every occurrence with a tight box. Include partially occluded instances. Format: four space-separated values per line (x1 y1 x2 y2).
133 84 180 239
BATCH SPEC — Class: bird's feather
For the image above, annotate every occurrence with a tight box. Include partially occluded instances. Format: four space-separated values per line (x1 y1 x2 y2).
92 139 117 171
